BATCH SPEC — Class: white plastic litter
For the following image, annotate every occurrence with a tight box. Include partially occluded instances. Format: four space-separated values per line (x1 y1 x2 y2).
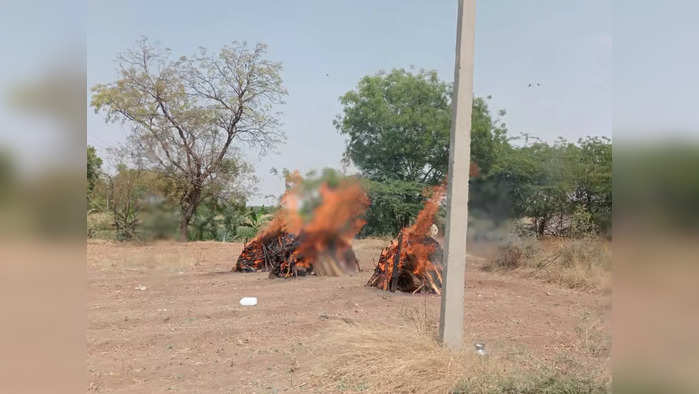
475 343 487 356
239 297 258 306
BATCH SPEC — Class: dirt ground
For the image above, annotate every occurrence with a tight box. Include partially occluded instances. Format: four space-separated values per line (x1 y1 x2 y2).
87 239 610 393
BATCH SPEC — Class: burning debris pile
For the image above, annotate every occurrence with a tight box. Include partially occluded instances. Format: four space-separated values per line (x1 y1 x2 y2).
235 231 299 274
235 172 369 278
367 185 446 294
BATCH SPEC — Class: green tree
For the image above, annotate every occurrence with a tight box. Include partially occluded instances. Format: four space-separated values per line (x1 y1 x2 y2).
484 137 611 237
0 150 15 203
235 208 274 240
91 38 286 240
335 69 508 236
335 69 450 183
335 69 507 184
87 145 103 209
571 136 612 234
360 179 426 236
108 164 146 241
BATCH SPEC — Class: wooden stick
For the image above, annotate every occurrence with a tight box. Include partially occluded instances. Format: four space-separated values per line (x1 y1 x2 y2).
389 232 404 292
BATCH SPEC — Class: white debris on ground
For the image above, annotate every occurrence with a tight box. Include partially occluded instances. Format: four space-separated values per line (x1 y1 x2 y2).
430 223 439 238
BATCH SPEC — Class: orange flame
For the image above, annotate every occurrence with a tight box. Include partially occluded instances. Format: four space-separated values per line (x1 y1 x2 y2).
368 183 446 293
291 179 370 271
253 170 303 242
405 183 446 239
237 172 370 277
401 183 446 277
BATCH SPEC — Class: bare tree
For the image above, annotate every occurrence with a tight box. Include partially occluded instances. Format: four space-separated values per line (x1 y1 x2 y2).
91 38 286 240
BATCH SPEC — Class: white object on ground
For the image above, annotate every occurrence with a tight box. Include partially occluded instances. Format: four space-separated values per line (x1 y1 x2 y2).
239 297 258 306
475 343 487 356
135 285 147 291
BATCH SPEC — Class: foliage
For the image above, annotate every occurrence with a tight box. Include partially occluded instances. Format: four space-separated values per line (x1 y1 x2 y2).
234 207 274 241
91 37 285 240
572 136 612 234
0 150 15 203
88 61 614 241
485 236 612 290
336 68 612 238
484 137 612 237
360 178 427 236
108 164 146 241
570 205 598 237
87 145 103 206
335 69 507 184
335 69 519 236
86 150 258 241
335 69 449 183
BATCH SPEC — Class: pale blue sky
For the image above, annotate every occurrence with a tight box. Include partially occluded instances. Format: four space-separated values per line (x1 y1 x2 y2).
613 0 699 138
86 0 616 204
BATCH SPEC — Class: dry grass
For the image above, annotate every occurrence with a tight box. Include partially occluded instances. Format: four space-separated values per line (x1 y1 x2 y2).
576 311 611 359
484 237 611 291
86 239 610 393
452 369 608 394
311 317 609 394
312 320 476 393
87 211 115 239
87 239 234 274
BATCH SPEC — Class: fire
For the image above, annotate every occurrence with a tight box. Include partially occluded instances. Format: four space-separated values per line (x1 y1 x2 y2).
286 180 369 276
235 174 369 278
367 184 446 294
253 170 303 243
235 171 303 273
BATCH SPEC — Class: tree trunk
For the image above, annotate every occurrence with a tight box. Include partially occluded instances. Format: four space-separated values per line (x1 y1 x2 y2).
536 216 548 238
179 187 202 241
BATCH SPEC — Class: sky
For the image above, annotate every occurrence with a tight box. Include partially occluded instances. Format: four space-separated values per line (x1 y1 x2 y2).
84 0 613 204
0 1 84 174
613 0 699 139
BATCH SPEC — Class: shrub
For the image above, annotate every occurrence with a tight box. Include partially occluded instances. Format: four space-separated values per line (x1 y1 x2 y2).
570 206 598 238
485 236 611 290
487 236 539 271
87 211 115 239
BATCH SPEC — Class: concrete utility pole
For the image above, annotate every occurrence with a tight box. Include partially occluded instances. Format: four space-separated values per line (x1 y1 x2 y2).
439 0 476 350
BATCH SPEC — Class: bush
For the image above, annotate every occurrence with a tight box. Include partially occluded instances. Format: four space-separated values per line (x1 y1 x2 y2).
360 179 427 237
235 226 257 241
570 206 598 238
487 236 539 270
139 207 180 241
485 236 611 290
87 211 115 239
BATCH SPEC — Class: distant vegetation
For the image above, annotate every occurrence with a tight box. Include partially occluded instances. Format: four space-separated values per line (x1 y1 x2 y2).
88 56 611 242
91 38 285 240
336 69 612 238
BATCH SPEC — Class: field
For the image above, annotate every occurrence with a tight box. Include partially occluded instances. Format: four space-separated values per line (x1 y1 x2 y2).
87 239 611 393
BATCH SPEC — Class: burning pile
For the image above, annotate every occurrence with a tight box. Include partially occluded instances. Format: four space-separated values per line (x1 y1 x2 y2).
235 171 303 274
367 185 446 294
235 173 369 278
235 232 299 273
